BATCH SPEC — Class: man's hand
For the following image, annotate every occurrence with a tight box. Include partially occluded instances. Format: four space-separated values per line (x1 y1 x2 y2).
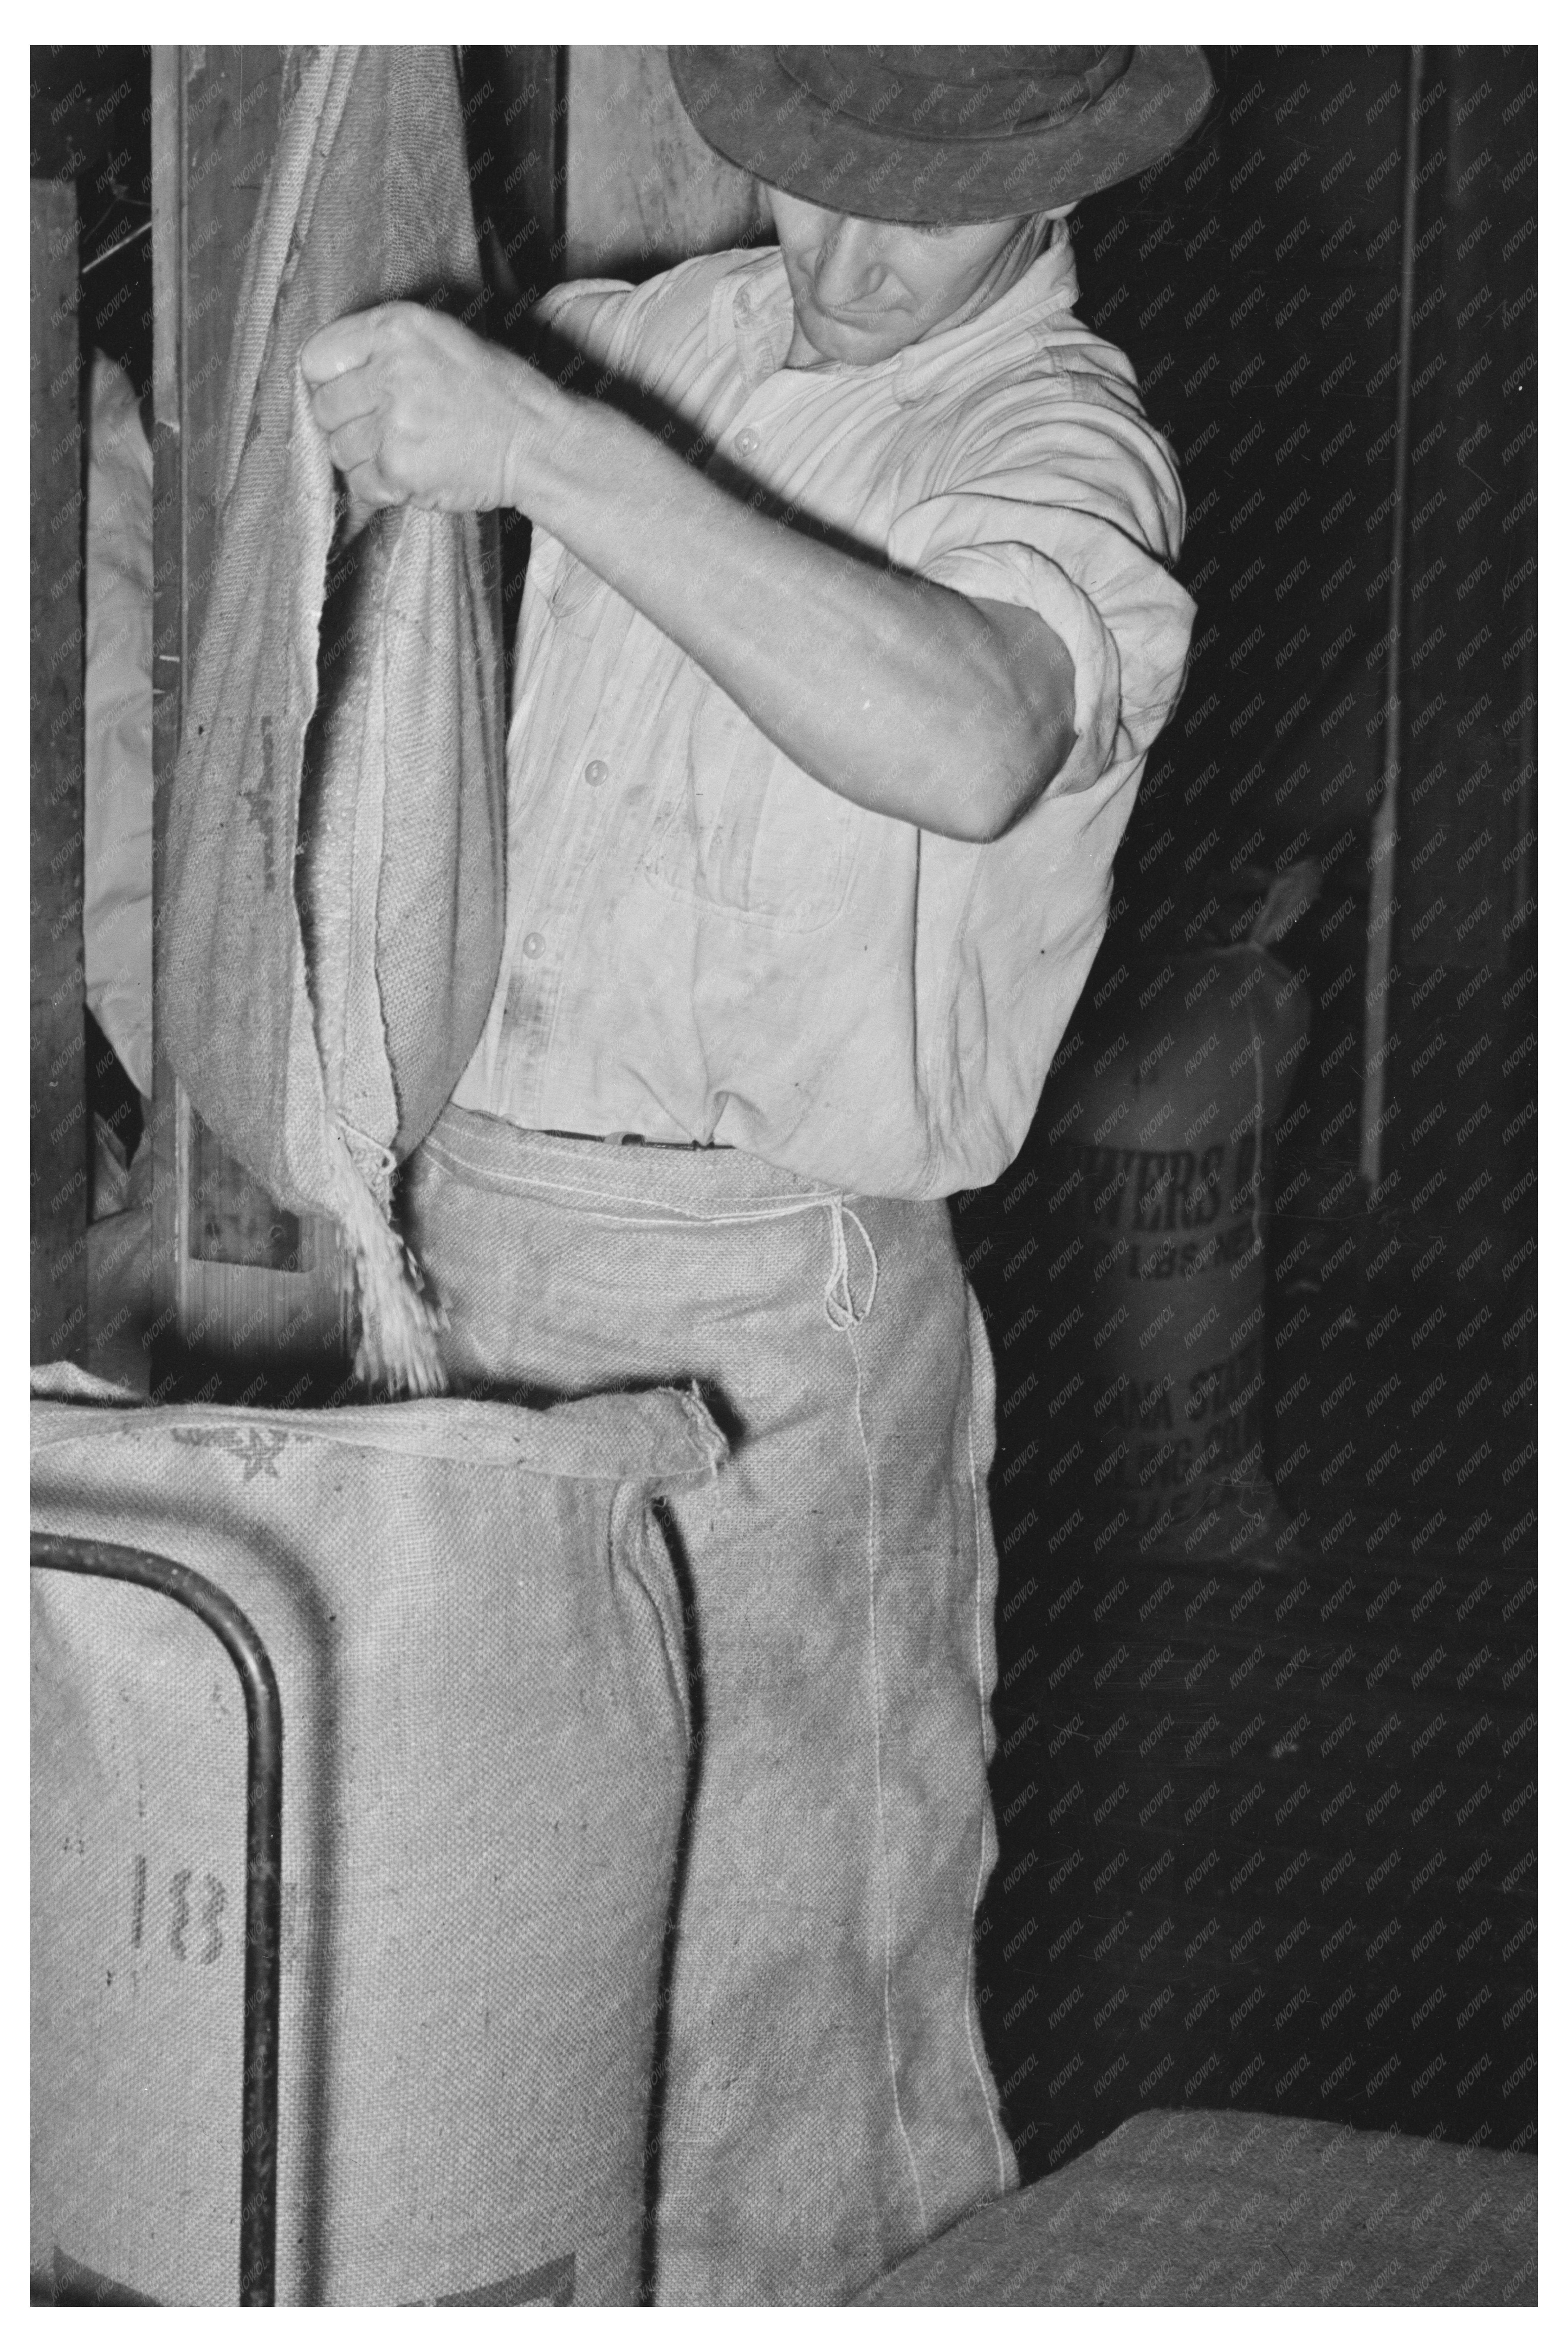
299 302 536 514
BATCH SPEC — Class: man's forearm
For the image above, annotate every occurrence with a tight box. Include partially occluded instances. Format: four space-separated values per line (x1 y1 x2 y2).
507 368 1076 842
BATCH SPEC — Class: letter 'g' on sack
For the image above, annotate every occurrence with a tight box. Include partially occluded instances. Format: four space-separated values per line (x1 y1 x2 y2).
31 1367 727 2305
157 48 505 1396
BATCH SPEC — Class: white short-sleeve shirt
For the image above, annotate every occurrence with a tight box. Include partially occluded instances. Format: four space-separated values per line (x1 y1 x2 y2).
454 223 1197 1198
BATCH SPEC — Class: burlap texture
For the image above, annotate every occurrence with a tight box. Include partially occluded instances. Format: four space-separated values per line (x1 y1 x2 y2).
857 2106 1538 2304
157 46 504 1388
31 1376 725 2306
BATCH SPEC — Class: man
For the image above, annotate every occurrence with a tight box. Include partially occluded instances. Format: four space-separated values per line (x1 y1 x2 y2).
303 45 1213 2306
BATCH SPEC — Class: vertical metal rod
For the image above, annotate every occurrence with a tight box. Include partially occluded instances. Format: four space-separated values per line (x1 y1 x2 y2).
1359 46 1425 1192
31 1533 283 2307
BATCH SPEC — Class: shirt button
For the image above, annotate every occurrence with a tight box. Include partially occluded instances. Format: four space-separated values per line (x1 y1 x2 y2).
583 758 608 786
734 426 761 457
521 932 545 960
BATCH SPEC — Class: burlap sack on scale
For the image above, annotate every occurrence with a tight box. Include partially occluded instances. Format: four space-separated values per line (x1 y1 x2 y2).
32 1362 726 2305
158 46 504 1394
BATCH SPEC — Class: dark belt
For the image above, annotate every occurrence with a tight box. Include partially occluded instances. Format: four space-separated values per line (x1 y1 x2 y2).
542 1129 733 1151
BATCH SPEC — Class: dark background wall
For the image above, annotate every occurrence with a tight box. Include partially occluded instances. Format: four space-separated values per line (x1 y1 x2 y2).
31 46 152 400
948 46 1537 2176
1067 45 1536 1230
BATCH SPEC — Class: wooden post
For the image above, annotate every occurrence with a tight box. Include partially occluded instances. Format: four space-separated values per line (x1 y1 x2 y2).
1377 50 1537 1230
150 46 351 1402
30 177 88 1368
1357 51 1422 1195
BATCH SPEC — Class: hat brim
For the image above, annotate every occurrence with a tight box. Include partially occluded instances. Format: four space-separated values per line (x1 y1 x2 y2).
667 46 1216 225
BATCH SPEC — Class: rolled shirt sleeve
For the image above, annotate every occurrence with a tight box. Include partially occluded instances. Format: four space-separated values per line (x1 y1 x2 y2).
531 275 633 348
884 363 1197 802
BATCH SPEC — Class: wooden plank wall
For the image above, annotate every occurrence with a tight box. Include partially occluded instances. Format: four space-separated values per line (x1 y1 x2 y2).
30 178 88 1368
564 47 761 280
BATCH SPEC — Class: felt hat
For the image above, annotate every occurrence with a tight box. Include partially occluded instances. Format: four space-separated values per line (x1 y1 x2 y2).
667 45 1216 225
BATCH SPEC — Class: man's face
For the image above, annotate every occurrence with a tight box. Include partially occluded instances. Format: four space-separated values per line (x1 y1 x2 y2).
762 184 1051 366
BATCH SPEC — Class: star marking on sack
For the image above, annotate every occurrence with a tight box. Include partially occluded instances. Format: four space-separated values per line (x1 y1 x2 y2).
171 1425 290 1480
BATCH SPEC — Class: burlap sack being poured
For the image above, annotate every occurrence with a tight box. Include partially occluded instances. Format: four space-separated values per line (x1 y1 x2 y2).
159 47 504 1395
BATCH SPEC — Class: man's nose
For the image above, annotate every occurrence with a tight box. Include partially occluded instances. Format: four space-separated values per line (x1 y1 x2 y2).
811 215 884 305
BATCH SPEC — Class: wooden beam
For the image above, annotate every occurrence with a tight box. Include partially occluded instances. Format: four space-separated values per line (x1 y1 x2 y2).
1378 49 1538 1227
30 178 88 1367
149 43 182 1360
149 46 351 1401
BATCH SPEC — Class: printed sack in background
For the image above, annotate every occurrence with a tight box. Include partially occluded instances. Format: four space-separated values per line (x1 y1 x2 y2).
157 47 504 1393
31 1367 724 2306
1031 870 1316 1565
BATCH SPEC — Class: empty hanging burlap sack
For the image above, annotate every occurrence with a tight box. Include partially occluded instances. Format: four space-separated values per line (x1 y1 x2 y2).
31 1370 725 2305
157 47 504 1394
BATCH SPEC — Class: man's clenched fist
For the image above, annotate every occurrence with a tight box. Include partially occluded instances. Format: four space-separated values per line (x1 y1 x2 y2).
299 302 537 514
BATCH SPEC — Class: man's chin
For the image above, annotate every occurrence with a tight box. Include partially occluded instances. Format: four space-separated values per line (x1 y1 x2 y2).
796 304 913 368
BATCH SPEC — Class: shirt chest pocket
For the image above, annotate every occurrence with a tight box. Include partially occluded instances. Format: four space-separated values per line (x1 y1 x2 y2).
643 679 859 933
